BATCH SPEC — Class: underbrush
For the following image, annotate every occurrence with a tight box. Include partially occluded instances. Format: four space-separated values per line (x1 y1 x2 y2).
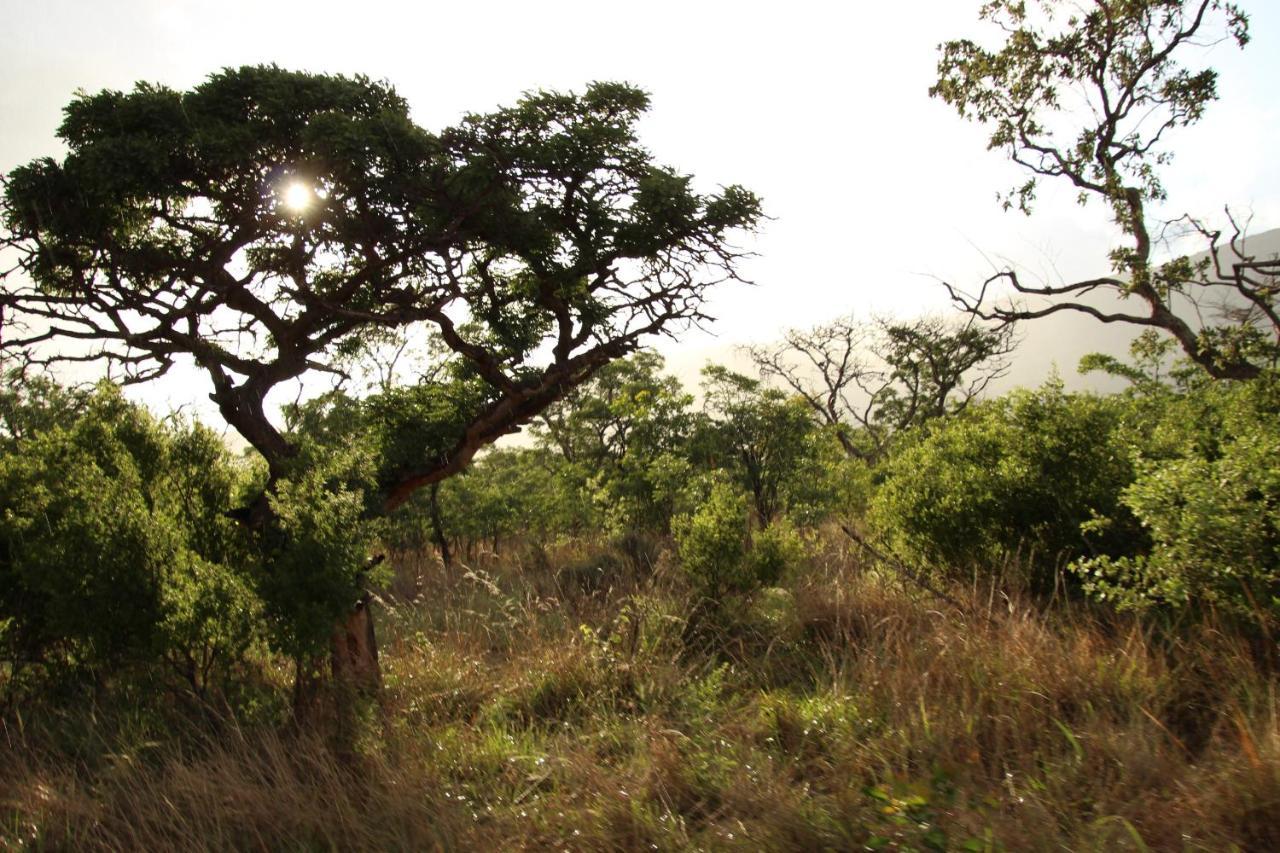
3 535 1278 851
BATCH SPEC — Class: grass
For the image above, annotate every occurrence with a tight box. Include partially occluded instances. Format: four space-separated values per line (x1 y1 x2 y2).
3 533 1278 851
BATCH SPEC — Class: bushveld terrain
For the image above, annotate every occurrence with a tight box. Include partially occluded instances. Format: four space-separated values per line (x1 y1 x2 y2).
3 2 1279 850
4 530 1278 852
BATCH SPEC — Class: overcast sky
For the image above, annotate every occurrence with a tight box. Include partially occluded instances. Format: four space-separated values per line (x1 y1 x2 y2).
3 0 1278 411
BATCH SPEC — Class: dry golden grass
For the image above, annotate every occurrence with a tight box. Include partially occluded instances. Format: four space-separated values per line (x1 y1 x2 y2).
3 536 1278 851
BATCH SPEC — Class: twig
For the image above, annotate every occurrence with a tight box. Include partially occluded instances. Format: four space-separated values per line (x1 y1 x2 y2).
838 523 976 616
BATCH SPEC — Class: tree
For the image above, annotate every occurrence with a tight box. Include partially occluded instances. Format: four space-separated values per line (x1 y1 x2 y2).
534 351 694 533
697 365 825 527
1 67 759 503
931 0 1277 380
746 314 1015 462
0 67 760 694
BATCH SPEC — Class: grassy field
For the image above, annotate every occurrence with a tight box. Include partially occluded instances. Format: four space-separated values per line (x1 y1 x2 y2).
3 534 1278 851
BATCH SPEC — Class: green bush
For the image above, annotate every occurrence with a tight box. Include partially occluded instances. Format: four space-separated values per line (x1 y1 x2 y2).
749 517 807 587
0 384 259 687
672 480 751 601
259 444 382 660
1074 378 1280 629
869 381 1140 589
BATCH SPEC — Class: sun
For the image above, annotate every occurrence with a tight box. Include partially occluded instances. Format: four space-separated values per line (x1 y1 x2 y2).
281 180 313 213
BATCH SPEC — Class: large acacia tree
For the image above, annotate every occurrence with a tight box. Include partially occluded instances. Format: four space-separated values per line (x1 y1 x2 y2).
932 0 1277 380
1 67 758 502
0 67 759 691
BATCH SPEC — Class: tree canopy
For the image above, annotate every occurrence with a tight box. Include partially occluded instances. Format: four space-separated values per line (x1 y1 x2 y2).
0 67 761 509
747 314 1015 462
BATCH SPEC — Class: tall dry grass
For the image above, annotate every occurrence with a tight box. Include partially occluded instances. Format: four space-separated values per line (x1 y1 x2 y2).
3 534 1278 851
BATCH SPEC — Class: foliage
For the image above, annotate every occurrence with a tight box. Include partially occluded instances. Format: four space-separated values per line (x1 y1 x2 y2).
0 384 259 687
1 67 761 507
671 478 751 602
697 365 831 527
1078 329 1204 395
535 351 695 535
748 517 807 588
933 0 1248 218
0 370 89 451
749 314 1017 462
869 380 1140 586
259 445 382 659
443 448 591 548
1074 377 1280 629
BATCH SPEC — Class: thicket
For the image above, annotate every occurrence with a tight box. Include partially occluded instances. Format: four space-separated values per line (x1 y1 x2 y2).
0 381 261 695
5 331 1278 695
4 298 1280 853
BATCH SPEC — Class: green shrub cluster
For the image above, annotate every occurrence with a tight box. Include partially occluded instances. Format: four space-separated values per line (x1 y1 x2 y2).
1074 378 1280 630
865 364 1280 632
0 382 388 692
868 380 1140 589
672 477 809 604
672 479 751 601
0 384 260 690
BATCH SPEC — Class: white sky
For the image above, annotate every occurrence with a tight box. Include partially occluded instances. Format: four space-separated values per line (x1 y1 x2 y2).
3 0 1278 414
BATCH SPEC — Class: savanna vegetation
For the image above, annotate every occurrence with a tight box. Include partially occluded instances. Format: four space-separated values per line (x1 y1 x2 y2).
2 1 1278 850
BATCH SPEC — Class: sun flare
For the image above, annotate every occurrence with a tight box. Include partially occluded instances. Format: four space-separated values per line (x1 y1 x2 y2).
281 180 313 212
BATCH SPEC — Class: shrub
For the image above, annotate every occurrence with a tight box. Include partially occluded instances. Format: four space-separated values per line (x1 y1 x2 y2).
0 384 260 686
1074 378 1280 630
259 444 382 660
869 381 1140 589
672 480 751 601
749 518 806 587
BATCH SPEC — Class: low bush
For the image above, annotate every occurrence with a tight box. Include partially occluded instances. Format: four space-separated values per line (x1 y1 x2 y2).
869 380 1142 590
671 479 751 601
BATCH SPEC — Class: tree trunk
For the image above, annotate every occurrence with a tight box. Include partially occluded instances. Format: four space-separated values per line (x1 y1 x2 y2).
330 590 381 696
428 483 452 568
290 594 382 729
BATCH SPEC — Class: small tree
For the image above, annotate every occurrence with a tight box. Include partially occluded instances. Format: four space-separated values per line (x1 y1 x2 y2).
932 0 1277 380
697 365 826 527
1079 329 1203 394
672 479 751 602
534 351 694 534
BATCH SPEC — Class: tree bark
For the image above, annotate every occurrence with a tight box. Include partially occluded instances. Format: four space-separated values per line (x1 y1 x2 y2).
330 590 381 696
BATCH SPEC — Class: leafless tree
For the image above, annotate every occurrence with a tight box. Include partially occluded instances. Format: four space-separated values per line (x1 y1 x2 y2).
746 313 1016 462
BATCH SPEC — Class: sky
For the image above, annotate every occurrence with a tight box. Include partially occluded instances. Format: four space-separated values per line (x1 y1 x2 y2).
3 0 1278 414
